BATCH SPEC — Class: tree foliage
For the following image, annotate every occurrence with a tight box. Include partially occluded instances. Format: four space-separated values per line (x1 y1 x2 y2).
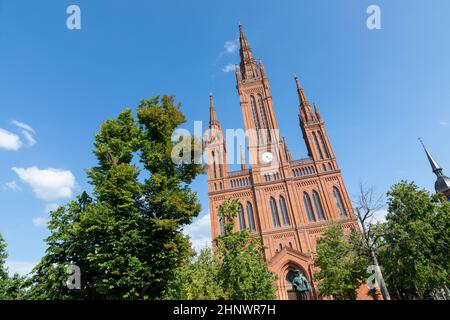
0 233 27 300
214 200 276 300
165 199 277 300
0 233 7 281
374 181 450 299
28 96 202 299
314 224 370 300
164 247 224 300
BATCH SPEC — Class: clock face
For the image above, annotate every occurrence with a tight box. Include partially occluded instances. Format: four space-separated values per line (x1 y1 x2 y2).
261 152 274 164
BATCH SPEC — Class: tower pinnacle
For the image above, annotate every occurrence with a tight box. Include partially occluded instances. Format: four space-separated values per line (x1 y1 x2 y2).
295 76 316 122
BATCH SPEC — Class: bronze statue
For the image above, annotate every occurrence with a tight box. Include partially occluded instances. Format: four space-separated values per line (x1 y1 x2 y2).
292 269 311 300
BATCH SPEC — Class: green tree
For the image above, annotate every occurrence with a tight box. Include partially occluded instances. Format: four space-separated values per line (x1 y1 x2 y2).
214 199 277 300
314 224 369 300
374 181 450 300
164 247 224 300
0 233 7 282
29 96 202 299
165 199 277 300
0 233 27 300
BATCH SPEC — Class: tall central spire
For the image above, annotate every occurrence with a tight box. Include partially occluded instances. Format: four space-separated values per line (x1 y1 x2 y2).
239 25 261 81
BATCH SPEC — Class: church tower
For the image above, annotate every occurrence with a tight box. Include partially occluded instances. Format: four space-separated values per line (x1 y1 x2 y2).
205 25 360 300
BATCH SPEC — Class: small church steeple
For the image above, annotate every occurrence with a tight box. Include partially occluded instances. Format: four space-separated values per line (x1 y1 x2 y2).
419 138 441 173
419 138 450 199
295 76 335 164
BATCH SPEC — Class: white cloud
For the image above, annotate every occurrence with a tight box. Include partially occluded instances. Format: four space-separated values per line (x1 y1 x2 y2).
11 120 35 134
32 216 49 228
222 63 235 73
12 120 36 146
439 120 448 127
3 180 22 192
21 129 36 146
13 166 76 201
0 128 22 150
183 213 212 253
224 40 238 53
6 260 36 276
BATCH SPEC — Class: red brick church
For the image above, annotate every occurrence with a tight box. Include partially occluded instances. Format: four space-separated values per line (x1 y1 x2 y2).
204 25 360 300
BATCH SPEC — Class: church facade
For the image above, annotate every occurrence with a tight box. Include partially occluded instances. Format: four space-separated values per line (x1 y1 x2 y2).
204 26 360 300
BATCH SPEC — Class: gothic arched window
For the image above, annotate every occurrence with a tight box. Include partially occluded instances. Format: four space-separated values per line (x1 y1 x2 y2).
303 192 316 222
257 94 271 142
246 202 256 232
318 131 331 158
312 132 324 159
218 161 223 178
211 151 217 179
270 197 281 227
278 196 290 226
238 203 246 231
312 191 325 220
250 95 260 132
218 207 225 235
333 187 346 216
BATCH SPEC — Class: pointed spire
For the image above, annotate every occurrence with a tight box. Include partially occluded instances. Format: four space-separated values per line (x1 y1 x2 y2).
238 25 261 81
240 144 247 170
209 93 220 128
295 76 316 122
235 64 241 82
419 138 442 174
314 103 322 121
419 138 450 196
259 59 267 78
282 137 292 161
295 76 310 107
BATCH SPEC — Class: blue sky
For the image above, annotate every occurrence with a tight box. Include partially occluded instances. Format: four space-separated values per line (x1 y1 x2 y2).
1 0 449 275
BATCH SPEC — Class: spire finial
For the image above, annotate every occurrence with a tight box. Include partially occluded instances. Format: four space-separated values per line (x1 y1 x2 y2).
282 136 292 161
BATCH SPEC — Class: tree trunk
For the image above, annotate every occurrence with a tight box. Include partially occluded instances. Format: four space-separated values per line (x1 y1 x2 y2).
443 285 450 300
357 210 391 300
